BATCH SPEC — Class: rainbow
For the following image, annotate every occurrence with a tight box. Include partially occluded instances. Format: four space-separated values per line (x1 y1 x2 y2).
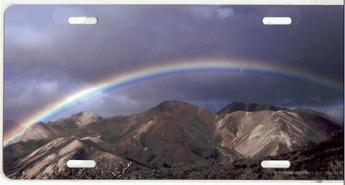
4 59 343 145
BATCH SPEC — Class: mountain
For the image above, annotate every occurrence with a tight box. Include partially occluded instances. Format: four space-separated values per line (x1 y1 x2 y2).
124 130 344 180
48 111 103 130
4 136 142 179
215 103 341 158
68 100 241 167
9 112 103 144
10 122 57 144
3 140 47 168
3 100 343 179
217 102 286 117
108 100 242 167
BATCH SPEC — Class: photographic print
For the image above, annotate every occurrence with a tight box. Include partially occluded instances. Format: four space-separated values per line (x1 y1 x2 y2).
3 5 344 180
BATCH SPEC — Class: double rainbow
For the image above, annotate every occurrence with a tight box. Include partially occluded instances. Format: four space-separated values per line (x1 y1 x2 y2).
4 59 343 145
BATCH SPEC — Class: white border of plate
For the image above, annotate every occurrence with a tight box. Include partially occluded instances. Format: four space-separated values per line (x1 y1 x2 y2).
0 1 343 185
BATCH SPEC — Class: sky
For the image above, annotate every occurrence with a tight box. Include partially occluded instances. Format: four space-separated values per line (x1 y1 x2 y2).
4 5 344 133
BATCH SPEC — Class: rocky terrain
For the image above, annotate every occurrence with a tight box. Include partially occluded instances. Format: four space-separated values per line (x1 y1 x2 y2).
3 100 344 180
215 103 340 158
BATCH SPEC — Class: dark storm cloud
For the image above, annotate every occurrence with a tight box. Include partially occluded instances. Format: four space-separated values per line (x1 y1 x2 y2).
4 5 344 124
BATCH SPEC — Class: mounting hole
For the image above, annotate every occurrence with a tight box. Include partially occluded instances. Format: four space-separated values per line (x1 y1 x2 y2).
261 160 291 168
262 17 292 25
68 16 98 25
67 160 96 168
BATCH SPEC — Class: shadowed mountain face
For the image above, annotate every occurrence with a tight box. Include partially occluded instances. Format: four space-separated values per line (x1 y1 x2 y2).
217 102 287 117
3 101 343 179
109 101 221 167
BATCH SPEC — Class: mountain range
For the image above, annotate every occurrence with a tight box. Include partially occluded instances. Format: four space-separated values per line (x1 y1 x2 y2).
3 100 344 179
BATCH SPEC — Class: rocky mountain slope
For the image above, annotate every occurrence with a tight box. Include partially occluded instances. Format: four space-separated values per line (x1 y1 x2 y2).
118 130 343 180
10 112 103 144
215 106 340 158
48 111 103 130
10 122 57 144
5 136 143 179
3 100 343 179
217 102 286 117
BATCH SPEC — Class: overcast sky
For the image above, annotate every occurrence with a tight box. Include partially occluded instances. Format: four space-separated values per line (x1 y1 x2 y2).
4 5 344 132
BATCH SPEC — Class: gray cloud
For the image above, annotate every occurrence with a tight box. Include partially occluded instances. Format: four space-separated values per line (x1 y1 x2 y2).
190 6 235 19
4 5 343 126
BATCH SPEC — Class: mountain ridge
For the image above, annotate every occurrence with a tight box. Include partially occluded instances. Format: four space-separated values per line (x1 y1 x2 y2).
4 100 343 179
217 102 287 116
